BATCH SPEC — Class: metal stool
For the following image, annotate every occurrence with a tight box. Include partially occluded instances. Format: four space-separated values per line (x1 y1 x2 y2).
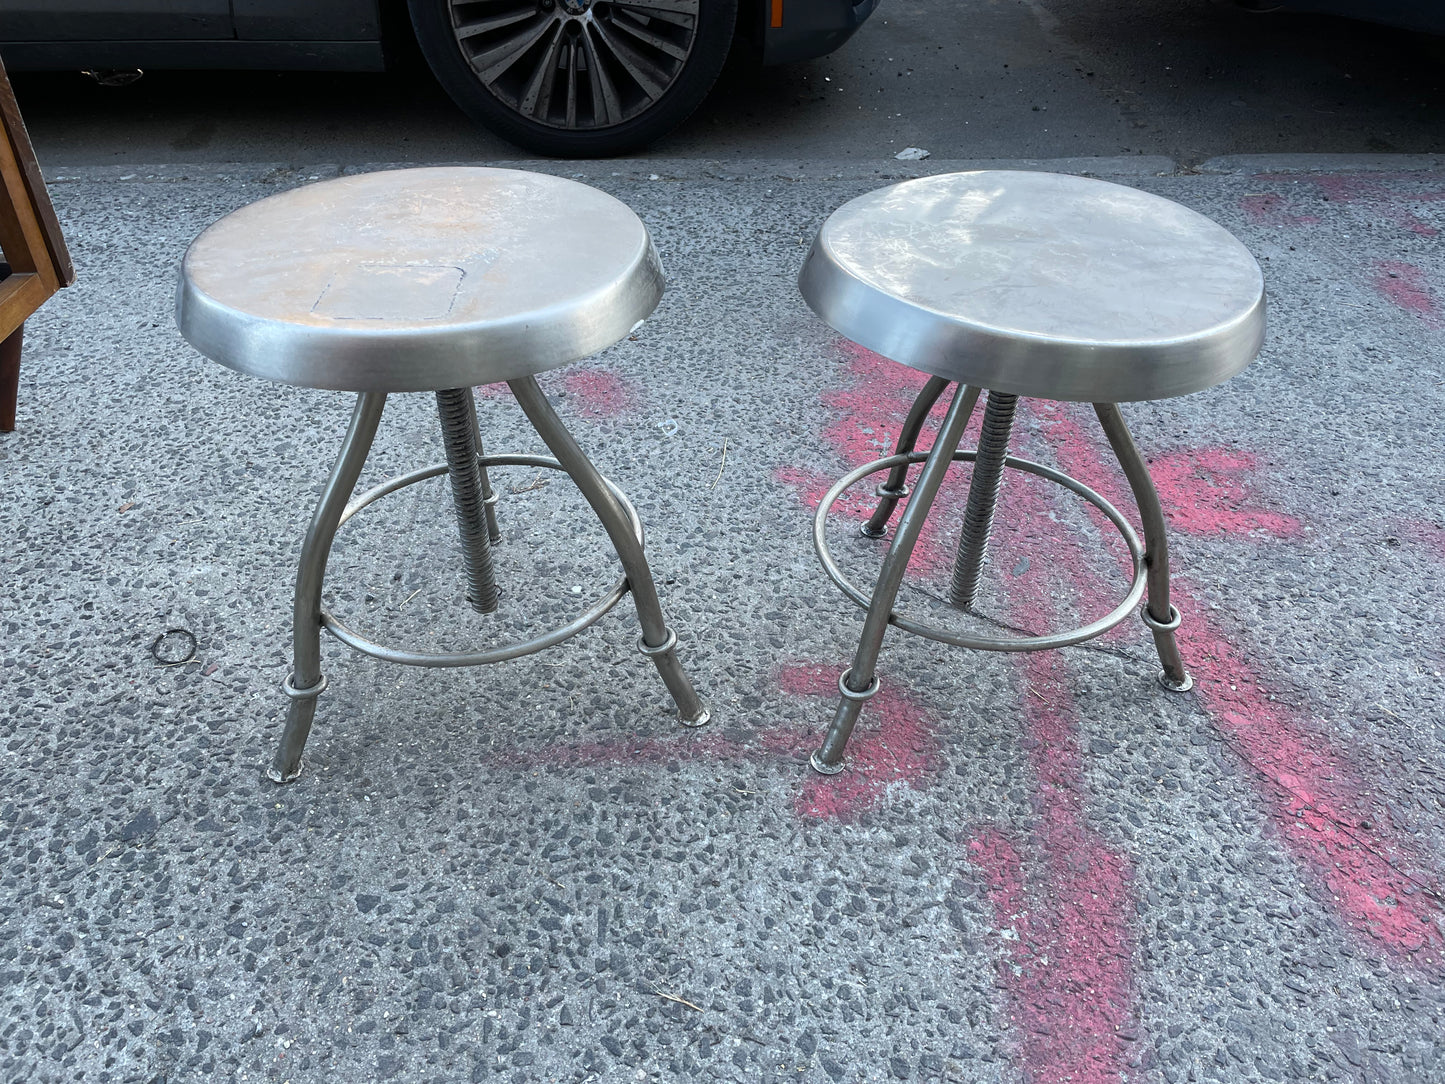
798 170 1265 775
176 167 708 784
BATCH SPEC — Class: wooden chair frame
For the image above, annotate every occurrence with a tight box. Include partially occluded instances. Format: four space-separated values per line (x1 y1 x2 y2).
0 56 73 432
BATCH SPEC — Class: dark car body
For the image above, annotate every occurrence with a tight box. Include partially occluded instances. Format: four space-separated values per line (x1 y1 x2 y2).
0 0 875 71
1270 0 1445 34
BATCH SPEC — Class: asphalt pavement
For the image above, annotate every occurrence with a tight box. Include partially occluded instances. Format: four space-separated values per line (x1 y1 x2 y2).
2 154 1444 1084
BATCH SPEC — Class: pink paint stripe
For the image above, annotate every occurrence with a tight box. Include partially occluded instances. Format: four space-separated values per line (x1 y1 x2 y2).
788 339 1143 1072
490 661 941 824
1252 175 1443 238
1030 401 1302 541
778 342 989 581
560 368 639 419
1041 405 1444 961
1173 580 1444 957
774 664 940 821
1239 193 1322 229
1373 260 1444 329
473 367 643 417
967 521 1139 1083
1311 176 1441 238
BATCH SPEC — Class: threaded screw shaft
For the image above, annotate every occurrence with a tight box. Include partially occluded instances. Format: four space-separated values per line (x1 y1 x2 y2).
948 390 1018 610
436 388 500 614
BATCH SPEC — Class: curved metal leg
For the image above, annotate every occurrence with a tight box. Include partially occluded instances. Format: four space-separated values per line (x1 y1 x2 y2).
811 384 982 775
437 388 500 613
948 389 1018 610
1093 402 1192 692
861 375 951 538
508 375 709 727
270 392 388 783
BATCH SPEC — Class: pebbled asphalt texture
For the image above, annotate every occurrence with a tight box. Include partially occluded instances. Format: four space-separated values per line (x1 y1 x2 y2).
2 156 1444 1084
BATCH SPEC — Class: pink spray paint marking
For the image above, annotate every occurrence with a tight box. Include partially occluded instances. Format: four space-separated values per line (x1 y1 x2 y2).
559 369 639 419
1239 193 1323 229
1399 518 1445 563
492 663 941 823
783 339 1143 1071
966 481 1140 1084
771 664 939 821
1030 401 1302 541
776 341 987 581
1171 580 1443 957
1039 404 1444 961
1311 175 1442 239
1373 260 1444 329
1255 174 1445 239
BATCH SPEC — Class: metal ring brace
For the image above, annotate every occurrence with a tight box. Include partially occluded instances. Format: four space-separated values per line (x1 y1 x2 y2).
319 453 644 668
813 450 1148 652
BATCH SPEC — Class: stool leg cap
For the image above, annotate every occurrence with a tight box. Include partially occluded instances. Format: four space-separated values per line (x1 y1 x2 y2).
1157 669 1194 694
679 707 711 729
810 750 846 776
266 759 304 784
859 523 888 539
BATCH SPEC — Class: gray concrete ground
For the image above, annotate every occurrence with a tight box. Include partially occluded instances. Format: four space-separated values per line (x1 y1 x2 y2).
2 156 1445 1084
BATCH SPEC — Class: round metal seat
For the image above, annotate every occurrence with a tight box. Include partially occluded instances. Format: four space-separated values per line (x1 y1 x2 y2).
177 167 706 785
797 170 1265 775
799 170 1264 403
177 167 663 391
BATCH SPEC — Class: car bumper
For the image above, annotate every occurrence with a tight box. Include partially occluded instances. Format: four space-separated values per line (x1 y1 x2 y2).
762 0 879 65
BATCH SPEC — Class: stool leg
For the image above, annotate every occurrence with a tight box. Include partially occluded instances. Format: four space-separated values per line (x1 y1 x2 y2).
812 384 982 775
508 375 709 727
437 388 501 613
269 392 387 784
1093 403 1193 693
861 375 951 538
948 389 1018 610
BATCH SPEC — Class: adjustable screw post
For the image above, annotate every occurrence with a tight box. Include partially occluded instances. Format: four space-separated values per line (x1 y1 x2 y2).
948 390 1018 610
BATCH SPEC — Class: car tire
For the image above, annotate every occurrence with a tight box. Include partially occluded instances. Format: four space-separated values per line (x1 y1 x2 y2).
407 0 738 157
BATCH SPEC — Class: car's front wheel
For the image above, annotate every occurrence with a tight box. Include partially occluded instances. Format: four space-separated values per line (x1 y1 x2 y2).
407 0 738 157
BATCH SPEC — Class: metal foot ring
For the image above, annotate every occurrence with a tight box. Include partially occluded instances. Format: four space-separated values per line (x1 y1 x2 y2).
1141 603 1183 634
815 449 1148 653
637 627 679 659
266 761 303 785
321 453 644 669
282 674 328 700
809 750 847 776
838 668 881 701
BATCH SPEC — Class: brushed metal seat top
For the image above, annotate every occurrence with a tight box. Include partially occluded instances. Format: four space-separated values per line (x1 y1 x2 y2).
798 171 1266 402
176 167 663 392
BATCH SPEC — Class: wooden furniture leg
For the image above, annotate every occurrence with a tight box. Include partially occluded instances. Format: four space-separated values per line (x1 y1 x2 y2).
0 322 20 432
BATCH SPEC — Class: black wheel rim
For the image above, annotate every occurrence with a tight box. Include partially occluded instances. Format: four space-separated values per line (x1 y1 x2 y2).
448 0 701 130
